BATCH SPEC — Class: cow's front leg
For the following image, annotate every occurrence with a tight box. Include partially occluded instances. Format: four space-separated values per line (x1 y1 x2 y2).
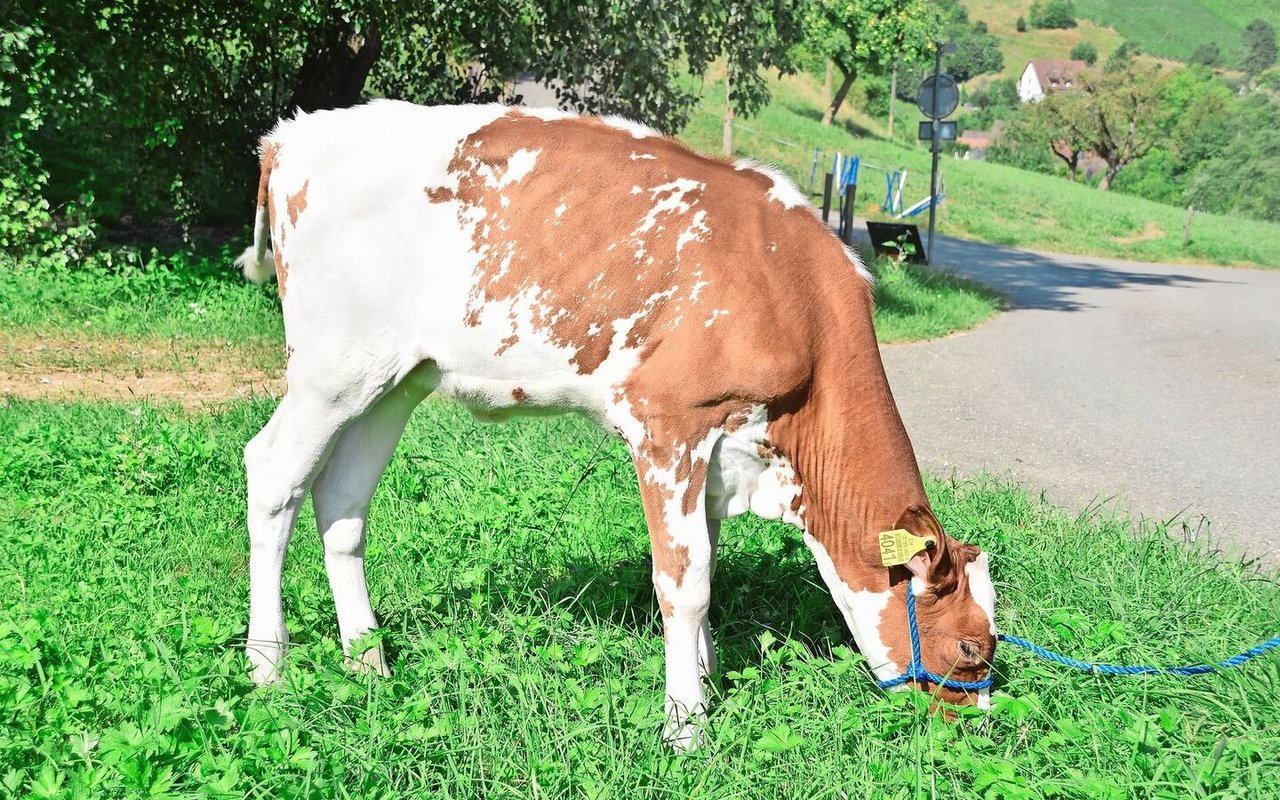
628 436 719 751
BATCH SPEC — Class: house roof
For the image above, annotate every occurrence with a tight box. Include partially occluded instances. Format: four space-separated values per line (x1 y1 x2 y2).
1026 60 1088 92
958 130 996 147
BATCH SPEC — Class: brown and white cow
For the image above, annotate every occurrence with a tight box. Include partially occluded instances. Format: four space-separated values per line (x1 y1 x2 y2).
237 100 996 748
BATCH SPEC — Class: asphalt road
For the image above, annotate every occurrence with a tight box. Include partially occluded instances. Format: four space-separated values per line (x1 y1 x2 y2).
877 235 1280 567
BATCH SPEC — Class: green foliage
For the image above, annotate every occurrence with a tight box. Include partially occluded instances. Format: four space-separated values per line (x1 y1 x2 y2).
1016 16 1027 33
0 0 804 245
1189 42 1223 67
1242 18 1278 76
800 0 943 121
1 397 1278 797
947 24 1005 83
1070 41 1098 66
1185 93 1280 223
1109 148 1182 206
1029 0 1077 30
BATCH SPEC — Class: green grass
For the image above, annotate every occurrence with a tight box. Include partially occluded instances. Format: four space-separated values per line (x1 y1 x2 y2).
681 74 1280 268
1072 0 1280 64
1 397 1277 798
0 246 282 344
869 258 1003 343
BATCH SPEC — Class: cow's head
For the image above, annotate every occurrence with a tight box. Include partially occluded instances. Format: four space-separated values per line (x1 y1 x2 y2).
887 507 997 708
805 505 997 709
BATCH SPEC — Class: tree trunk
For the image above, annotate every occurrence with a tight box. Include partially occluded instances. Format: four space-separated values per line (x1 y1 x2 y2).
289 18 381 113
822 64 857 125
722 63 734 156
1098 164 1120 190
888 63 897 137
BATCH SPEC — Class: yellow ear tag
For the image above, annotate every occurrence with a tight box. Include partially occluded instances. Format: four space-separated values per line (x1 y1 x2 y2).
878 529 937 567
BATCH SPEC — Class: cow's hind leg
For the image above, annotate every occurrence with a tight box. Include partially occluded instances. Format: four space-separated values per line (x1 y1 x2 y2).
244 358 414 684
698 518 720 679
310 364 437 676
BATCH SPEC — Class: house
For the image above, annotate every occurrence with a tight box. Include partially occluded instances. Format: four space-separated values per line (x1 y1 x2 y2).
1018 60 1088 103
957 129 997 159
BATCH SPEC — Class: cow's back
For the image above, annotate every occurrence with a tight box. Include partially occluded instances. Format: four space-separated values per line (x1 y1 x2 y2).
264 101 863 421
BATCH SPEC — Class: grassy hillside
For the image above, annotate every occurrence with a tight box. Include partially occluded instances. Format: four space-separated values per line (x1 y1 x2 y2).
679 72 1280 267
967 0 1280 66
962 0 1125 83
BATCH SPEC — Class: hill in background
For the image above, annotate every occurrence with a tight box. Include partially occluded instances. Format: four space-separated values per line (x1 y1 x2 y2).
963 0 1280 71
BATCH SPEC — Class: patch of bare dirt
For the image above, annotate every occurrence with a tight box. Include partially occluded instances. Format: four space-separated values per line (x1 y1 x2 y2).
1113 221 1165 244
0 333 285 406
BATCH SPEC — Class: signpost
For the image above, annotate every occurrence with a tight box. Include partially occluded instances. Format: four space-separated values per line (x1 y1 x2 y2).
916 43 957 265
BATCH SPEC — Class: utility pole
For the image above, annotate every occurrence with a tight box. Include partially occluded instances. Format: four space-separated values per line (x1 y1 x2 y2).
927 45 943 266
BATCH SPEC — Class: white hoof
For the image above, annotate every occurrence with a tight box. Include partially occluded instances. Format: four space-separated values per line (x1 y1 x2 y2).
246 640 285 685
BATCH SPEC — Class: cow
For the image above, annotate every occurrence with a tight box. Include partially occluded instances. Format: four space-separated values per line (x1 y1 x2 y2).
236 100 997 749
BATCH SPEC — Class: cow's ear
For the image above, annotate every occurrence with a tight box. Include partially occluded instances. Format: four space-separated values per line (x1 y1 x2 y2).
895 505 945 584
905 547 933 583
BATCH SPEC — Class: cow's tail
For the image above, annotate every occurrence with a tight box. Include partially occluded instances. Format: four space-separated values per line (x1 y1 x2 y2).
236 139 277 285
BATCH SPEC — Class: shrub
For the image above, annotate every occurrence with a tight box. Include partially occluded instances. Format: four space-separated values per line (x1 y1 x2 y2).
1016 16 1027 33
1190 42 1222 68
1070 42 1098 66
1029 0 1076 30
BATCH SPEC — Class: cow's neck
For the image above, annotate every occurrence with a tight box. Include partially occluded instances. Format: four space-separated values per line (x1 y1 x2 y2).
769 282 929 591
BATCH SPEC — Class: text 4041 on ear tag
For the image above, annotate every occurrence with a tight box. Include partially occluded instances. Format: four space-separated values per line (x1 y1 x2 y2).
878 529 937 567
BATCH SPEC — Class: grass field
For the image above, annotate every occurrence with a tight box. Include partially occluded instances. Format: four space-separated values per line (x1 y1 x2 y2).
1072 0 1280 64
960 1 1280 70
681 72 1280 268
2 396 1278 798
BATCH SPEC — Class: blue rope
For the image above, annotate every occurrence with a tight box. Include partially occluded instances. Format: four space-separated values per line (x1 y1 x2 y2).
996 631 1280 676
875 584 1280 691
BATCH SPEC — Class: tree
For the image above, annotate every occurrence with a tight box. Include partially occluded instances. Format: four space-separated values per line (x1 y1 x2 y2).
800 0 942 125
1036 91 1091 181
1029 0 1076 30
1189 42 1222 68
1070 41 1098 66
947 22 1004 82
1075 63 1171 189
1186 93 1280 222
1016 16 1027 33
1242 18 1277 76
3 0 803 232
1104 40 1140 73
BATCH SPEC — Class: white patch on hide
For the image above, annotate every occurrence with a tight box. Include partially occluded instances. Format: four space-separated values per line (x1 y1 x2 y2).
733 159 809 209
805 534 898 682
966 552 997 636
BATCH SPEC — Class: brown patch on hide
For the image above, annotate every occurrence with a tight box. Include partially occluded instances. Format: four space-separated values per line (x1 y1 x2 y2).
511 387 527 402
425 185 455 203
286 180 309 227
418 109 993 699
256 141 280 209
655 542 689 588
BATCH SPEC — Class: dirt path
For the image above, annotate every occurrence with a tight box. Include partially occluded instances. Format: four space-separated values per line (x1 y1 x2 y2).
879 235 1280 567
0 332 285 406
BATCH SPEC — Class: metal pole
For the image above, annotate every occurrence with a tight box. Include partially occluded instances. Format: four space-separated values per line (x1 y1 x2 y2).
927 44 942 266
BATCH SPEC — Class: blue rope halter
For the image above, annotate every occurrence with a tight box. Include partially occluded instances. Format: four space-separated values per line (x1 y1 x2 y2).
876 584 994 692
875 580 1280 691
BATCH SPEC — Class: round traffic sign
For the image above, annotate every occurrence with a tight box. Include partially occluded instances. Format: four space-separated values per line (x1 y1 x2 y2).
916 75 959 120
